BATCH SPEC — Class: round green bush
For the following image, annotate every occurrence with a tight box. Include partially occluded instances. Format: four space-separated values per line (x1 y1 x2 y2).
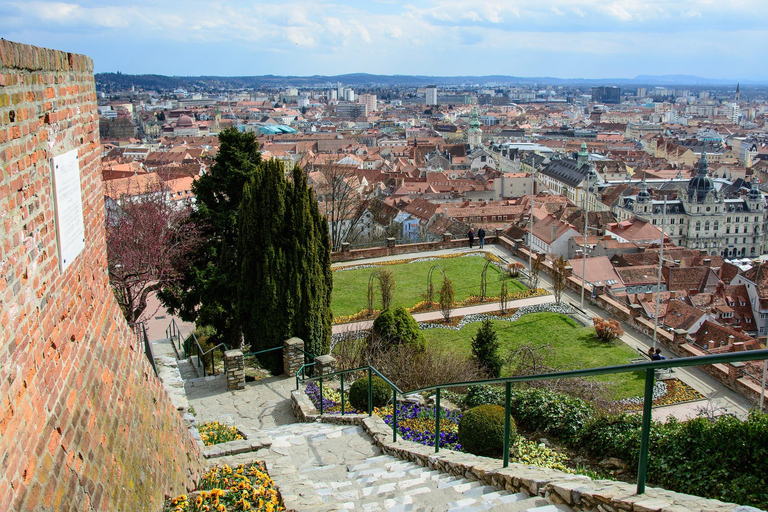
371 306 425 350
458 404 516 457
349 376 392 412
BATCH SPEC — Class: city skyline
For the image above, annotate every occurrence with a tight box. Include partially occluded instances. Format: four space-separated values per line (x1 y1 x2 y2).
2 0 767 80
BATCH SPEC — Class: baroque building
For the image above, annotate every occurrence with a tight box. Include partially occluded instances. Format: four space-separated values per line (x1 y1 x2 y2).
623 154 768 257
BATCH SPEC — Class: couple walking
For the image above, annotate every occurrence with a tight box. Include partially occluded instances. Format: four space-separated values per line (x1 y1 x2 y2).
468 227 486 249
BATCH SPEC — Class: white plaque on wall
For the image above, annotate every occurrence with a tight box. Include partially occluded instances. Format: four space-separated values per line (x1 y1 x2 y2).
52 149 86 273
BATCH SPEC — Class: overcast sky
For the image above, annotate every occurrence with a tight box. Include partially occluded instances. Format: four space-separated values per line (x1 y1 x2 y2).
1 0 765 80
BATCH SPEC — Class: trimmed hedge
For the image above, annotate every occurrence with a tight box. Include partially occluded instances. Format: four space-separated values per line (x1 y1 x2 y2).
349 376 392 412
371 306 425 350
458 404 515 457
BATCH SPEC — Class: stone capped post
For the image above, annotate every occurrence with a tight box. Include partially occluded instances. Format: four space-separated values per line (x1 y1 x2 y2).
315 354 337 376
224 350 245 390
283 337 305 376
387 237 396 248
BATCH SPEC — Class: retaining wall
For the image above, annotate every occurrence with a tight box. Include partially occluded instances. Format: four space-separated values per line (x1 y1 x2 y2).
0 40 204 511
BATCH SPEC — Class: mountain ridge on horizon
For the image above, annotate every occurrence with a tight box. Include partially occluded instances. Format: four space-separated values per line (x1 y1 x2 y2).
95 72 766 90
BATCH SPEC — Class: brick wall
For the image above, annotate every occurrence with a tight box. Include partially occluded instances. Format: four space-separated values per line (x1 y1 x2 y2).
0 40 204 511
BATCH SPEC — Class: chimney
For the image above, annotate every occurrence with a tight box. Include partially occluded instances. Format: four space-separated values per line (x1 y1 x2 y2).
551 223 557 242
703 258 712 267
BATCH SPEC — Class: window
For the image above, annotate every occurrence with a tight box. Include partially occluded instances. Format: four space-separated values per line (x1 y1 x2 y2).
714 221 719 231
696 221 701 231
705 221 710 231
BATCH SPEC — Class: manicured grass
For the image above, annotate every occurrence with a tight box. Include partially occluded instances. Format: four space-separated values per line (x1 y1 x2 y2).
331 254 527 318
423 312 646 400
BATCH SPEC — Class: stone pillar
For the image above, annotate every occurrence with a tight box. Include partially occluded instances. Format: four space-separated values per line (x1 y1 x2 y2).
386 237 396 248
341 242 350 253
729 362 745 382
564 265 573 278
673 329 688 345
224 350 245 391
315 354 336 376
443 232 453 243
629 304 643 320
283 337 305 376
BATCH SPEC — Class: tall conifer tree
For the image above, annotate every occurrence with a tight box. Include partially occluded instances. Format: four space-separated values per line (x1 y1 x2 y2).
237 163 332 371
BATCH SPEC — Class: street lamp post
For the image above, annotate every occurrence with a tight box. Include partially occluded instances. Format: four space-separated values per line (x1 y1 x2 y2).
580 168 596 310
652 198 668 351
529 163 534 284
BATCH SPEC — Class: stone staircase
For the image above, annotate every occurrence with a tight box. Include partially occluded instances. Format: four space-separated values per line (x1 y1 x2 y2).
217 421 571 512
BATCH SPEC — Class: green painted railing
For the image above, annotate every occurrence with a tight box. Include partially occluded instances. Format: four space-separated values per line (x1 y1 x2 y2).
297 348 768 495
165 318 184 359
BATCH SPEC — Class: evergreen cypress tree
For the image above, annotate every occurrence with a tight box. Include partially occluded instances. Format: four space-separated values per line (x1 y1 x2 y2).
237 163 332 372
471 319 502 378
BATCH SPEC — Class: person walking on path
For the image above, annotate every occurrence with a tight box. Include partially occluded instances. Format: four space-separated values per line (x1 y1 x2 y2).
468 228 474 248
478 227 486 249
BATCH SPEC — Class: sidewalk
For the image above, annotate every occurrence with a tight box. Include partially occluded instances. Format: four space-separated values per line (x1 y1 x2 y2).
333 294 553 334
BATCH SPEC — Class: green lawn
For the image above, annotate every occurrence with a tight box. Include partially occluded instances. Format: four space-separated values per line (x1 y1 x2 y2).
424 312 646 400
332 255 527 318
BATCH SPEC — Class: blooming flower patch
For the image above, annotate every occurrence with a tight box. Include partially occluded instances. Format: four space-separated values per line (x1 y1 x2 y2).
375 403 462 450
164 462 284 512
198 422 244 446
619 378 705 411
304 382 359 414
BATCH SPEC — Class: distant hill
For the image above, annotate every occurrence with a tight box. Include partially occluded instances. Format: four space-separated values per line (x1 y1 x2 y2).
95 72 768 90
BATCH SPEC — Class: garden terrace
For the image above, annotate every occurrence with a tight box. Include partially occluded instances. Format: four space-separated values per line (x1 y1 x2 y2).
332 252 527 320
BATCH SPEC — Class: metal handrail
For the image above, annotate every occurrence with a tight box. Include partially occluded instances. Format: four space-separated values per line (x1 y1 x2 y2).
297 348 768 495
165 318 184 359
131 321 159 377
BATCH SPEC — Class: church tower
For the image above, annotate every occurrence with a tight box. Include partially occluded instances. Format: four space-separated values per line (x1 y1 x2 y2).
577 141 589 169
467 107 482 149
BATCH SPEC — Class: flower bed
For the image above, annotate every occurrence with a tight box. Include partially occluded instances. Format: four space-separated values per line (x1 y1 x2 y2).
164 462 284 512
304 382 358 414
619 378 705 411
198 422 244 446
375 403 462 450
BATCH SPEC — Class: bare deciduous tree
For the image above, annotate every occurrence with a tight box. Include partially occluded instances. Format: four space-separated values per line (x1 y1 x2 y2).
552 255 568 304
105 173 202 323
308 163 372 250
377 269 395 311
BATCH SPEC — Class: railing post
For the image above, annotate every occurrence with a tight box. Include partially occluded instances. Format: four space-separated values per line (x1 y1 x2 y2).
503 382 511 468
319 378 324 416
340 373 345 416
392 388 398 443
368 368 373 416
435 388 441 453
636 368 655 494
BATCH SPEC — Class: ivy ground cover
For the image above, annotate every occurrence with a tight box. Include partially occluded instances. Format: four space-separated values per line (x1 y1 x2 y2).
423 312 646 400
331 254 527 318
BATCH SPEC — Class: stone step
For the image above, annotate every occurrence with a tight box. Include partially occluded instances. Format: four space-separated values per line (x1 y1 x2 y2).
216 421 571 512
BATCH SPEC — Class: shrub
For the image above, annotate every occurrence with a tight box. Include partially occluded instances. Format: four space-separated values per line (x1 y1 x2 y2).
371 306 425 350
439 273 454 322
464 384 505 408
593 317 624 343
349 376 392 412
377 269 395 311
458 404 515 457
509 387 594 445
576 413 642 460
471 319 502 377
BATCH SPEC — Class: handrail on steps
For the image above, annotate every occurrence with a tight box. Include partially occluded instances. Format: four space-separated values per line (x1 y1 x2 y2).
296 348 768 495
